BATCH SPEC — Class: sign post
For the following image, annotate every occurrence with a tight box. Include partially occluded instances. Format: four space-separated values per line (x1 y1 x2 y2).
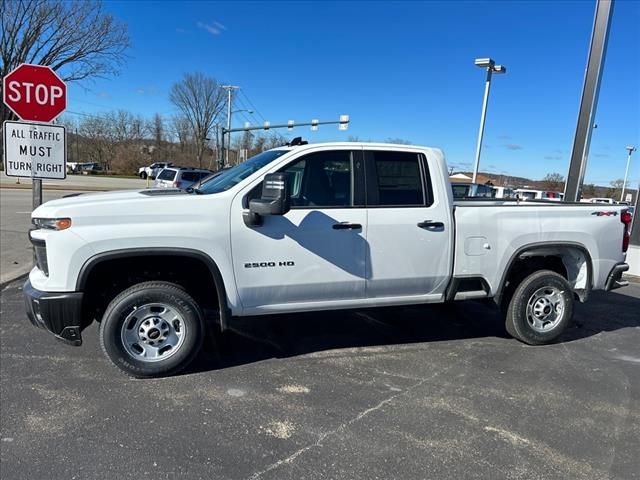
2 64 67 209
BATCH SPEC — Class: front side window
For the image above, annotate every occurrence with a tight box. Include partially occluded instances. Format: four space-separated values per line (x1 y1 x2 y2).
282 150 352 208
368 151 426 206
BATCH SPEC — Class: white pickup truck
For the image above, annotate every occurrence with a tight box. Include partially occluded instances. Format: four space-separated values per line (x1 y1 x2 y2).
25 141 631 377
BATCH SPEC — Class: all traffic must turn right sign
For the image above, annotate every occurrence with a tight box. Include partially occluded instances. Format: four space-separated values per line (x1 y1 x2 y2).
3 121 66 179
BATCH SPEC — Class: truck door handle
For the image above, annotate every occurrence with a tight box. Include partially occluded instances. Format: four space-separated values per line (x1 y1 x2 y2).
332 222 362 230
417 220 444 230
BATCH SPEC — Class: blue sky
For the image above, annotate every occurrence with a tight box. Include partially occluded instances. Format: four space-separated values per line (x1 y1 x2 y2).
67 0 639 186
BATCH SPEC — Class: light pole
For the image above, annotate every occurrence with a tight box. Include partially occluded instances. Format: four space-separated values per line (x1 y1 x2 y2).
621 145 637 202
472 57 507 184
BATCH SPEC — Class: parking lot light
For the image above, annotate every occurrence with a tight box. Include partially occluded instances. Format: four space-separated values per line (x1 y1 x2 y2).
472 57 507 184
621 145 636 202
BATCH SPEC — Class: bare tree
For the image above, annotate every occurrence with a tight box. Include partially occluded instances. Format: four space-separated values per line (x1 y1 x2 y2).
0 0 130 124
169 73 226 167
171 115 192 150
385 138 413 145
151 113 164 146
107 110 145 142
78 115 114 169
583 183 597 198
541 172 565 191
607 178 625 200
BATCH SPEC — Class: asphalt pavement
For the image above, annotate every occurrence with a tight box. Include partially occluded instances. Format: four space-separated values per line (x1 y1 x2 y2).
1 279 638 480
0 171 148 190
0 174 147 284
0 189 69 283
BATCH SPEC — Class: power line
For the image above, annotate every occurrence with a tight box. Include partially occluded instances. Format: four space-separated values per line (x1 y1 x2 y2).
234 94 263 126
239 89 267 122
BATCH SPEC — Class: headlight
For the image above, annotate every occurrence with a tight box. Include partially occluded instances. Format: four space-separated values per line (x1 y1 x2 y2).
32 218 72 230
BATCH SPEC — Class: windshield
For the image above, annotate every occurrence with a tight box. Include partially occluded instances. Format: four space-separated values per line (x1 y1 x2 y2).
197 149 289 194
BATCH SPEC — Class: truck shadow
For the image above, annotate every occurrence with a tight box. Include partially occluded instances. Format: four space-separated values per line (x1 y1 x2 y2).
565 289 640 341
187 289 639 374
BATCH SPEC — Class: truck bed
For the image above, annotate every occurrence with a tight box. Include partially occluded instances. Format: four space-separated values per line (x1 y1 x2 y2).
452 201 627 297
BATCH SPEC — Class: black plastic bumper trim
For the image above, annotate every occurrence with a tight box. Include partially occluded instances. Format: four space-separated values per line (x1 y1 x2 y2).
605 263 629 291
23 280 84 346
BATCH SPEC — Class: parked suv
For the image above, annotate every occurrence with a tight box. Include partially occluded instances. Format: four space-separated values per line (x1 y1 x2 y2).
138 162 173 179
154 167 213 189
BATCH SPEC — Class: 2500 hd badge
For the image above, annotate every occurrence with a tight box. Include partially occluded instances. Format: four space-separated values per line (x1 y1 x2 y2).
244 261 295 268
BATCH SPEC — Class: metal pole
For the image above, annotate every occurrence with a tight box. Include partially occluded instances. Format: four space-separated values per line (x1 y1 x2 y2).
226 89 232 166
33 179 42 209
472 68 492 184
564 0 615 202
631 180 640 243
224 117 350 134
620 146 636 201
220 85 239 167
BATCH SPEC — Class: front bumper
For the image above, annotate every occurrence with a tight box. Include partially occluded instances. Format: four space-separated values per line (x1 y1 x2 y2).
23 279 84 346
604 263 629 291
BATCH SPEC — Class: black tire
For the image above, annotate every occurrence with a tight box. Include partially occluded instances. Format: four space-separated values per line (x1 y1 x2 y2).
505 270 574 345
139 172 147 179
100 281 204 378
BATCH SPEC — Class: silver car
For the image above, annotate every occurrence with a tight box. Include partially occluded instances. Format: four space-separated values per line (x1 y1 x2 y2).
154 167 213 190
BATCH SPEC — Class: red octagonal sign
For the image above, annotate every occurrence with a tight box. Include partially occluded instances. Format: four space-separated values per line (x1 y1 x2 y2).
3 64 67 122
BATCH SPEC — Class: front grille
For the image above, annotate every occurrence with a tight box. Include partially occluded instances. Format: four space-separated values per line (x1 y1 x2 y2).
31 238 49 276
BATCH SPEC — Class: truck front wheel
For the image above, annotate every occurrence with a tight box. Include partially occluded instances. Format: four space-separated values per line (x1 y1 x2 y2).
100 281 204 378
505 270 574 345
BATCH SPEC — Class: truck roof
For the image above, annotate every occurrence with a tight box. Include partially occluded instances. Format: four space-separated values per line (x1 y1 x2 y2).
273 141 443 154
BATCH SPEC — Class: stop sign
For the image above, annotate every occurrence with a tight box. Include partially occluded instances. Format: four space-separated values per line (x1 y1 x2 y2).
3 64 67 122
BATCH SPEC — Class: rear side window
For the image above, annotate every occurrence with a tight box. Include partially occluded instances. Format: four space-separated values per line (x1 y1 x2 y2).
180 172 200 182
367 151 428 206
157 169 176 181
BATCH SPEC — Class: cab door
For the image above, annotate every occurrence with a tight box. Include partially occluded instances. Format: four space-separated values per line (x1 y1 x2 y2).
230 148 367 311
364 149 453 300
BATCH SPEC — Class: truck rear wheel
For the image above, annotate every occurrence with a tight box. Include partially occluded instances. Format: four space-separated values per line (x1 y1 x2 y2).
99 281 204 378
505 270 574 345
139 172 147 179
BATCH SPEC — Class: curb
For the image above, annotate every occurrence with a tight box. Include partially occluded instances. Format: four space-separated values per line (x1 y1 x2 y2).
623 273 640 285
0 270 29 291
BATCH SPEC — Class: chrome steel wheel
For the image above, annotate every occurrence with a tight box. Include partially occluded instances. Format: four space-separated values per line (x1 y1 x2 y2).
121 303 187 362
526 286 566 333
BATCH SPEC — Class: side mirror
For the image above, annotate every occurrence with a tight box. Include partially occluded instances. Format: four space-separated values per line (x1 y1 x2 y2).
244 173 290 226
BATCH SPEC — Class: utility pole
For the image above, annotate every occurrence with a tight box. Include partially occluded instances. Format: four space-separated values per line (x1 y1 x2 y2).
220 85 239 168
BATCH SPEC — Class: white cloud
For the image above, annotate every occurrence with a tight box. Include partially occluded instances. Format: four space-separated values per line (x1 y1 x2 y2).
197 20 226 36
